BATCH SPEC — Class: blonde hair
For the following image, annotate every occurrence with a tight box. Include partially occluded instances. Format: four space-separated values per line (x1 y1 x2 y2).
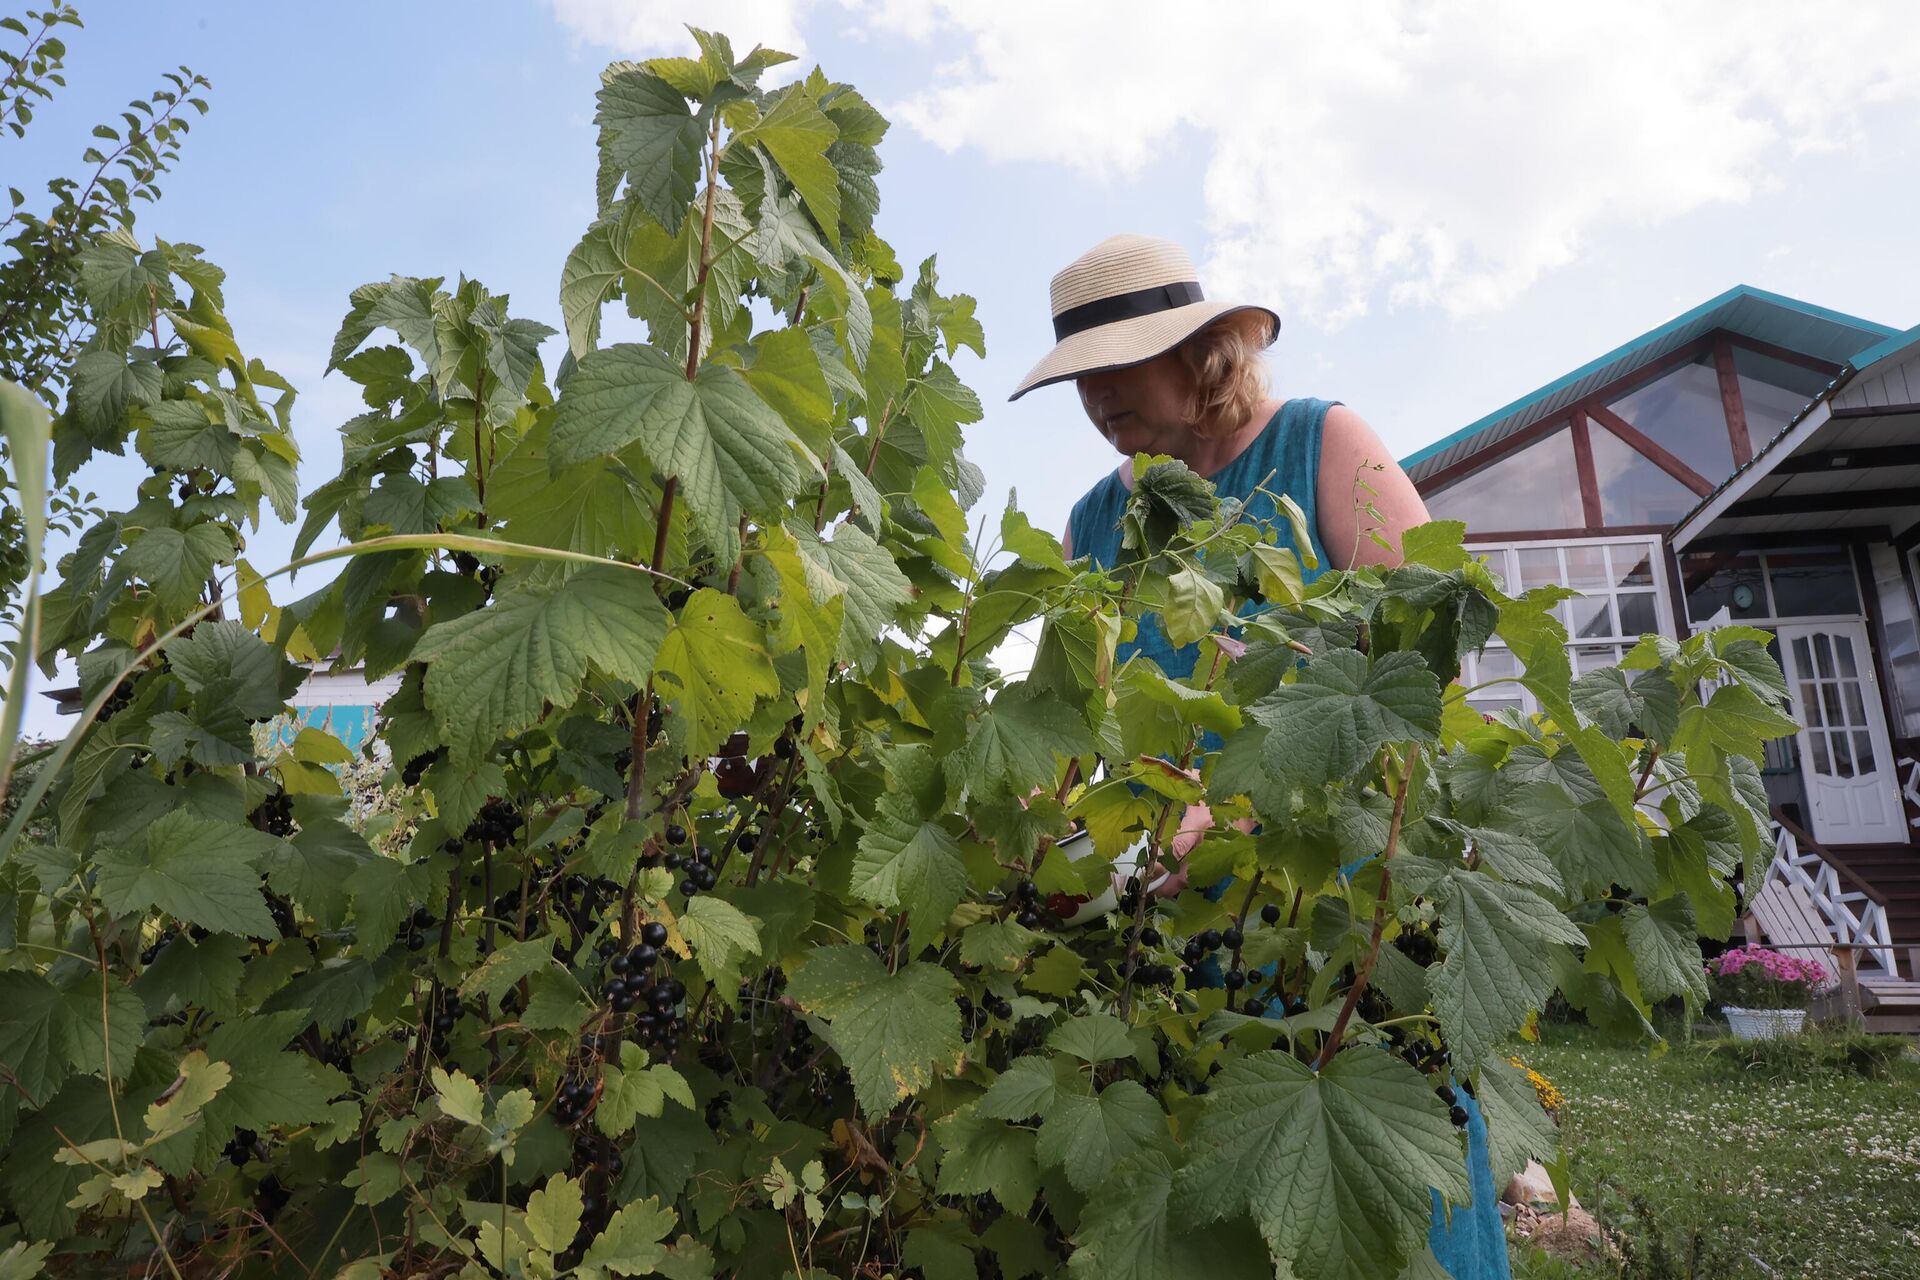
1175 310 1275 439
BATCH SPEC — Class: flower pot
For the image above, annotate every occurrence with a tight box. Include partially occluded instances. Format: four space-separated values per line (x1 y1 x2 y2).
1723 1007 1806 1040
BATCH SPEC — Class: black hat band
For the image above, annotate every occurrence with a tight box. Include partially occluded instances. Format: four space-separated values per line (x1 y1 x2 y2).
1052 280 1205 341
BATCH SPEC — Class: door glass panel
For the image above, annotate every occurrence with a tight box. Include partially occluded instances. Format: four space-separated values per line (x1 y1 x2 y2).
1833 634 1858 679
1617 593 1657 636
1843 681 1867 726
1813 633 1833 678
1589 425 1699 527
1799 681 1823 726
1808 732 1832 775
1831 732 1854 778
1821 682 1844 727
1426 427 1585 530
1855 731 1876 775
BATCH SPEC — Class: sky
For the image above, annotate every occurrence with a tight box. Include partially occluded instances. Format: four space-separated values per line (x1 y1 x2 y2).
10 0 1920 738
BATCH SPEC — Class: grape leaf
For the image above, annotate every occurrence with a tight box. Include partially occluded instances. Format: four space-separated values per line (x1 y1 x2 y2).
788 947 962 1114
92 811 280 937
1250 649 1441 789
1172 1048 1470 1280
412 566 667 762
1430 869 1585 1070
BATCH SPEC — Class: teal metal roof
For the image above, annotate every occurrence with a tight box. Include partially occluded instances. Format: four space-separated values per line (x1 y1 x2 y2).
1401 285 1899 485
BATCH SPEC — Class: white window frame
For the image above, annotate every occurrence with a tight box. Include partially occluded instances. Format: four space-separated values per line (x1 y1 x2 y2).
1458 534 1676 715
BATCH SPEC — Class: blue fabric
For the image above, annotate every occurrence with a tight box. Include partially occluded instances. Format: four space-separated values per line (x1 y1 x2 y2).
1067 397 1337 678
1067 398 1510 1279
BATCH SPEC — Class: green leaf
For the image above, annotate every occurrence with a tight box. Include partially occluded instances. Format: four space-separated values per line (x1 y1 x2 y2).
412 565 667 761
741 87 841 244
653 587 778 756
1048 1013 1134 1064
559 214 624 360
1476 1057 1560 1191
1430 869 1585 1071
596 68 702 231
1622 895 1709 1007
1161 567 1225 648
120 524 231 609
461 938 563 1002
362 473 478 535
796 523 914 663
739 326 834 458
789 946 962 1114
92 811 279 936
676 895 763 989
948 687 1093 801
168 619 300 719
1250 649 1441 789
0 973 141 1105
582 1196 678 1275
599 1043 696 1135
1067 1151 1272 1280
549 343 818 544
978 1055 1074 1121
763 526 845 728
851 806 967 932
1496 781 1653 898
491 421 657 561
1570 665 1680 743
933 1101 1041 1215
526 1172 585 1254
1037 1079 1167 1191
1172 1048 1471 1280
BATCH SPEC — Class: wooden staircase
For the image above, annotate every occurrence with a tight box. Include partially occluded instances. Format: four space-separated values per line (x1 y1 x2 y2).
1822 844 1920 979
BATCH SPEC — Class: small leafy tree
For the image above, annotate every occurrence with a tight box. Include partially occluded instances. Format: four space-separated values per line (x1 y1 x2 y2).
0 25 1796 1280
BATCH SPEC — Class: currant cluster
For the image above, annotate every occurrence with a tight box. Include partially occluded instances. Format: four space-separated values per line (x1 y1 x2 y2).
138 932 173 966
1011 878 1046 929
553 1073 596 1127
1178 925 1246 987
398 747 445 786
403 904 434 950
671 844 718 897
556 1135 620 1269
1437 1083 1470 1128
223 1128 257 1168
464 798 520 849
609 922 687 1053
251 789 294 837
601 936 661 1011
427 990 464 1059
1394 925 1439 966
99 683 133 718
265 892 296 938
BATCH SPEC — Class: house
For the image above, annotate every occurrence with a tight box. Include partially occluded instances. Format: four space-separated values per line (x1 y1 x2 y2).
1402 285 1920 978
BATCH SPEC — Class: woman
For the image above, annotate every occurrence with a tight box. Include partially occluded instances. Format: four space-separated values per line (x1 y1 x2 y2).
1010 233 1510 1280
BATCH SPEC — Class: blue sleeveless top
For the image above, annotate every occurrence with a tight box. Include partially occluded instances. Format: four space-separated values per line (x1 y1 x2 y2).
1063 396 1513 1280
1067 398 1337 679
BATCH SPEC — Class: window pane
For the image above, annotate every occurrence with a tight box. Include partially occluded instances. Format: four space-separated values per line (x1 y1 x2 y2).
1607 357 1736 482
1563 544 1609 590
1573 644 1619 675
1588 425 1699 527
1569 595 1612 638
1617 592 1658 636
1515 547 1563 590
1681 551 1767 623
1731 347 1832 442
1426 427 1585 531
1870 544 1920 738
1608 544 1655 588
1766 548 1859 617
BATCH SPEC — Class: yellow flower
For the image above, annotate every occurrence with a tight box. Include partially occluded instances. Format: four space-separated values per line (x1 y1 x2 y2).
1506 1054 1565 1113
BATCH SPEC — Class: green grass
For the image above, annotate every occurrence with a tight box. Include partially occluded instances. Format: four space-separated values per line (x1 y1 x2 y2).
1505 1020 1920 1280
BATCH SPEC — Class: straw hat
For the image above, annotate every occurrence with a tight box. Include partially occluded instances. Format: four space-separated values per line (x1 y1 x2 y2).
1008 233 1280 401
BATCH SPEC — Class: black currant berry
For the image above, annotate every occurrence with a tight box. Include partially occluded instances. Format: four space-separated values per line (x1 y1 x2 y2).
1199 929 1222 952
1449 1105 1469 1128
1221 926 1244 951
641 922 668 948
1261 903 1282 925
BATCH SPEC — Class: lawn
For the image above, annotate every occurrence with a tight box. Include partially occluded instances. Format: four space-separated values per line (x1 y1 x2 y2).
1505 1019 1920 1280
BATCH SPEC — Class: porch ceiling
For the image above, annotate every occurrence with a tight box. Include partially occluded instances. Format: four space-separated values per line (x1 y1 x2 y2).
1675 405 1920 546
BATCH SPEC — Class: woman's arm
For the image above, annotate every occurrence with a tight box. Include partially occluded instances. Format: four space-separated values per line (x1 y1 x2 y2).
1316 404 1431 570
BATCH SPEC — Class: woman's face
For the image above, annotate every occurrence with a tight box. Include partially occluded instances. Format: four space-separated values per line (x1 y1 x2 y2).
1075 349 1195 457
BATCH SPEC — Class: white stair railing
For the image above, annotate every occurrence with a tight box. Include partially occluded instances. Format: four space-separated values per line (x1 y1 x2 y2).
1766 821 1898 976
1901 755 1920 830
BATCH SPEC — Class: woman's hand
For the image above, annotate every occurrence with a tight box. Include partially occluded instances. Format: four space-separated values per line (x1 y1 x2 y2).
1114 797 1213 901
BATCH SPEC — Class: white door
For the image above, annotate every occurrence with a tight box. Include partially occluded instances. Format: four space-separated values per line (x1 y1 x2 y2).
1776 621 1904 845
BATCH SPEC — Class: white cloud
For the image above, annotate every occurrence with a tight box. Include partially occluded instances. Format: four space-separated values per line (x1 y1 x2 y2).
550 1 1920 326
546 0 815 68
